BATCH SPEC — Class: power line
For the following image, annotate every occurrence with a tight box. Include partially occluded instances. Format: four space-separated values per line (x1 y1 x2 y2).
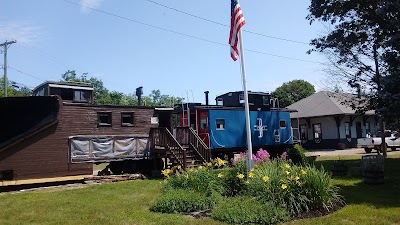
7 65 45 82
141 0 309 45
62 0 324 65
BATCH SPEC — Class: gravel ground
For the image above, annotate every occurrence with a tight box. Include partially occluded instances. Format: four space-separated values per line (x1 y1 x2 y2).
305 148 400 157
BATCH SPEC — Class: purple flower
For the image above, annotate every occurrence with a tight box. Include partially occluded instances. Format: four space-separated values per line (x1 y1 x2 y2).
281 151 287 159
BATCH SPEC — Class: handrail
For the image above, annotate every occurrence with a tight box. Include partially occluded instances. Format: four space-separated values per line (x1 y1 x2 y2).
188 128 211 162
150 127 187 168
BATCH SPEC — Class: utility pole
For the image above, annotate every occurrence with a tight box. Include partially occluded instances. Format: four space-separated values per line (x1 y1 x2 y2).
1 40 17 97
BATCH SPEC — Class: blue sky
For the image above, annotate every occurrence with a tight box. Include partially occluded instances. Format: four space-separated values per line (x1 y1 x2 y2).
2 0 327 103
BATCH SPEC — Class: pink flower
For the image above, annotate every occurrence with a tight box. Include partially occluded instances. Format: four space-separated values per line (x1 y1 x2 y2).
281 152 287 159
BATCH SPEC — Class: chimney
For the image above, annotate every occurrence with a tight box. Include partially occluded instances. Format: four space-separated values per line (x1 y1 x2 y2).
136 86 143 106
204 91 209 105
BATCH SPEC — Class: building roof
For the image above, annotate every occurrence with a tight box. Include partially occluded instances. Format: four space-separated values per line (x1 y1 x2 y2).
287 91 375 119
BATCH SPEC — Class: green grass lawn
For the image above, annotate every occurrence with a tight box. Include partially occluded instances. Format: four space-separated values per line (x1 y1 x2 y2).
1 154 399 225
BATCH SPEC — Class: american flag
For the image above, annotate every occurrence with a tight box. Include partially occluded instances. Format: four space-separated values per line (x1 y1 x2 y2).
229 0 246 61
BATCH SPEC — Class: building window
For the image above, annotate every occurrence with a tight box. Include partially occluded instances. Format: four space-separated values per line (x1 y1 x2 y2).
365 122 370 135
313 123 322 139
300 124 308 140
216 119 225 130
217 98 223 106
98 112 112 127
280 120 286 128
345 122 350 138
121 112 134 126
200 119 207 130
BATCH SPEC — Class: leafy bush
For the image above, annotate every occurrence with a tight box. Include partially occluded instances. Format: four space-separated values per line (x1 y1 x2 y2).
211 196 289 225
150 189 218 213
245 160 342 216
287 144 308 165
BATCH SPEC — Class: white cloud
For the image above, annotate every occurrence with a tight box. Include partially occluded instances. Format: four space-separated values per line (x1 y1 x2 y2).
0 22 41 44
80 0 103 13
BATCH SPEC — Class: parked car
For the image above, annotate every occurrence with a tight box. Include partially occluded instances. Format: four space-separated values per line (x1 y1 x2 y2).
357 131 400 153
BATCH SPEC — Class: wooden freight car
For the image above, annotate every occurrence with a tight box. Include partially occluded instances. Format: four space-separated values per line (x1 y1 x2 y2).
0 81 209 186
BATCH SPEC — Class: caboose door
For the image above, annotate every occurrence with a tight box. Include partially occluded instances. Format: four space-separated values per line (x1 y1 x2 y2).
197 109 210 147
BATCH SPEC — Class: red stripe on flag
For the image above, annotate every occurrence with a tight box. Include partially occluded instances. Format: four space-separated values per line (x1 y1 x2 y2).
229 1 245 61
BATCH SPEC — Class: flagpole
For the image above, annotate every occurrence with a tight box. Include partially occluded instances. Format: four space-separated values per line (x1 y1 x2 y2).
238 28 253 171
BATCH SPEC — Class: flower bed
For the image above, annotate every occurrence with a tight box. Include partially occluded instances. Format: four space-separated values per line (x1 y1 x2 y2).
150 145 343 225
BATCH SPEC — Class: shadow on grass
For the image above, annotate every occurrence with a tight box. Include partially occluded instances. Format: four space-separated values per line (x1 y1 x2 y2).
315 157 400 209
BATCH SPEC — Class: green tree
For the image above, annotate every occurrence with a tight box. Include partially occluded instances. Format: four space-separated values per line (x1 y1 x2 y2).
307 0 400 156
60 70 182 106
271 80 315 107
0 78 32 97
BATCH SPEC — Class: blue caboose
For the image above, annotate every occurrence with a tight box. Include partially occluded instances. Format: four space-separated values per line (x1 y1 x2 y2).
175 91 298 155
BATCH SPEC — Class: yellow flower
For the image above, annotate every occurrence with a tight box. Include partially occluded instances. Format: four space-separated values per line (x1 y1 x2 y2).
185 174 189 179
215 158 227 167
189 168 194 173
177 165 182 170
161 169 172 178
250 168 255 172
237 173 245 179
294 176 300 181
284 163 291 169
249 172 255 178
263 176 269 182
301 169 307 175
285 171 290 175
245 180 250 185
281 179 288 183
198 166 204 170
218 173 224 178
206 162 213 167
254 164 259 169
281 184 288 190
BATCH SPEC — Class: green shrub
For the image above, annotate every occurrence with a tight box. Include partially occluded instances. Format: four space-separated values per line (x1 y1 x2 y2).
287 144 308 165
211 196 289 225
150 189 218 213
162 166 225 197
245 160 342 216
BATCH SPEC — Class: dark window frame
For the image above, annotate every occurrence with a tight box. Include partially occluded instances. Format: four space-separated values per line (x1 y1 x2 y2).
97 112 112 127
300 124 308 140
279 120 286 128
313 123 322 140
216 119 225 130
345 122 351 138
121 112 134 127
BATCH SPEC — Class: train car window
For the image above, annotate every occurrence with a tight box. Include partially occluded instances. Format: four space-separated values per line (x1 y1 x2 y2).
216 119 225 130
121 112 134 126
98 112 112 127
217 98 223 106
279 120 286 128
200 119 207 130
262 96 269 105
239 94 245 104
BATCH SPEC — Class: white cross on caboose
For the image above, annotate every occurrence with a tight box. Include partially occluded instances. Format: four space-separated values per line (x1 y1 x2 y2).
254 118 268 138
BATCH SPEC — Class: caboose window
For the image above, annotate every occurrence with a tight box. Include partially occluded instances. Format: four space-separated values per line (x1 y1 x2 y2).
280 120 286 128
216 119 225 130
239 94 245 104
98 112 112 127
200 119 207 130
121 112 134 126
217 98 223 106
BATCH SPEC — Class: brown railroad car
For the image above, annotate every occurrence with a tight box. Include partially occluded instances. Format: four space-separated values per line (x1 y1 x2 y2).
0 82 175 186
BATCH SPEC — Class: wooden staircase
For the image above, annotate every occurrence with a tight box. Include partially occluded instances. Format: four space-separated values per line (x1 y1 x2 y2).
150 127 211 169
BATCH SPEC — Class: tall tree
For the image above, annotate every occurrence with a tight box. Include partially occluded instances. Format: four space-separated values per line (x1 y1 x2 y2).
0 78 31 97
271 80 315 107
307 0 400 156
